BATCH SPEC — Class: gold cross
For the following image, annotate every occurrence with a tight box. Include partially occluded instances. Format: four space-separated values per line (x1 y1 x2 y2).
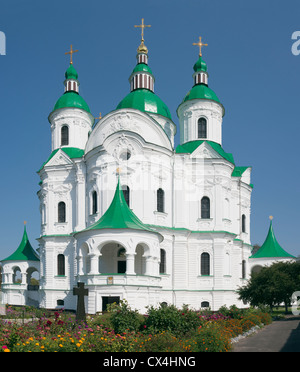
269 215 274 220
24 220 27 225
193 36 208 57
95 112 102 120
134 18 151 42
65 44 78 65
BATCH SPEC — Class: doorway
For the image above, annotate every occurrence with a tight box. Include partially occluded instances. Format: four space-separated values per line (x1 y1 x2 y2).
102 296 120 312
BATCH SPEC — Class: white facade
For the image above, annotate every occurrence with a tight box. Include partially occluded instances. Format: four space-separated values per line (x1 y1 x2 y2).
2 40 281 313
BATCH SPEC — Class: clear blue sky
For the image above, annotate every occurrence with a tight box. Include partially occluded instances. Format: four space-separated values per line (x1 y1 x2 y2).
0 0 299 258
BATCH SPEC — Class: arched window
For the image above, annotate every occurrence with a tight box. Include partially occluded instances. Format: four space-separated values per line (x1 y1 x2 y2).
201 252 210 276
159 249 166 274
92 190 98 214
57 254 65 276
122 186 130 207
198 118 207 139
242 214 246 233
201 197 210 219
58 202 66 223
201 301 210 308
61 125 69 146
157 188 165 213
242 260 246 279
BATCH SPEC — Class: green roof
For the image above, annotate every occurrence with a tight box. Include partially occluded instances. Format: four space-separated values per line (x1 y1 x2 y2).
65 63 78 80
182 83 220 104
175 140 235 164
82 178 160 236
131 63 153 75
1 226 39 262
53 91 91 113
193 56 207 72
38 147 84 172
250 221 295 259
232 166 250 177
116 89 172 120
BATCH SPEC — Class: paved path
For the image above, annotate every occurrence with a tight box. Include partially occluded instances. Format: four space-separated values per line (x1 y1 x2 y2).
232 316 300 352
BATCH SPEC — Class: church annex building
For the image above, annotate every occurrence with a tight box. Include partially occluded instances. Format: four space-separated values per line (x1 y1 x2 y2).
0 23 295 313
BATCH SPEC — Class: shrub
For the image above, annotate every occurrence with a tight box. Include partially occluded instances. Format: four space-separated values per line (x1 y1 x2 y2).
107 300 143 334
145 303 202 336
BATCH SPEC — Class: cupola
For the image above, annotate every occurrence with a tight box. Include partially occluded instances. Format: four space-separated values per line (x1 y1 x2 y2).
177 37 225 145
116 19 172 120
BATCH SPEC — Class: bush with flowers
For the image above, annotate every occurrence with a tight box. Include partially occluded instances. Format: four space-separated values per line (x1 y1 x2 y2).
0 303 272 352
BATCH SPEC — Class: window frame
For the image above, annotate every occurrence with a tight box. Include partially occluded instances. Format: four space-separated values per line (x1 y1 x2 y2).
198 117 207 139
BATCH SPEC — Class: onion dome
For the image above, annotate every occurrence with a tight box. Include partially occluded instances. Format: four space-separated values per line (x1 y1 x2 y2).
116 27 172 120
52 63 91 113
182 55 221 104
179 36 224 115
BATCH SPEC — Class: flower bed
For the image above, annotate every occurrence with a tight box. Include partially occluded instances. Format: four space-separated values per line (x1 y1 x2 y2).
0 304 272 352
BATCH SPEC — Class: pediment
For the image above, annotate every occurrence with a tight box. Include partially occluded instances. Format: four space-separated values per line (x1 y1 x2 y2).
190 142 223 160
45 149 74 168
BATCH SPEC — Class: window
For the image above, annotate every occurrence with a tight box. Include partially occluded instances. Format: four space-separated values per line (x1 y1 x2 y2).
159 249 166 274
201 197 210 219
58 202 66 223
122 186 130 206
242 214 246 233
57 254 65 276
201 252 210 276
201 301 210 308
92 191 98 214
61 125 69 146
242 260 246 279
198 118 207 139
157 188 165 213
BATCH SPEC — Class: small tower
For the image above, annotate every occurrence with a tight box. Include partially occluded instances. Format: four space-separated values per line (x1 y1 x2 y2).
177 36 225 145
0 223 40 306
116 19 172 121
48 45 94 152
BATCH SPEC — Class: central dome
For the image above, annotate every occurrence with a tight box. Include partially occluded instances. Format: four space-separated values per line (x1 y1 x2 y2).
116 88 172 119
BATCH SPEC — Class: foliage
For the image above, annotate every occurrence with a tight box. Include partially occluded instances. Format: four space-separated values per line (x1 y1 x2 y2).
107 300 143 334
0 304 273 352
144 303 203 336
237 261 300 311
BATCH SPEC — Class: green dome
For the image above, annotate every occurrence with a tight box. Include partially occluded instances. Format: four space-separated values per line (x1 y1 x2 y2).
116 89 172 119
54 91 91 113
65 63 78 80
182 84 220 103
193 56 207 72
131 63 153 75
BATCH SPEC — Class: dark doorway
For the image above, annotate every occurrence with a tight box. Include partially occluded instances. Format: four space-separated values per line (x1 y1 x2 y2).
102 296 120 312
118 261 126 273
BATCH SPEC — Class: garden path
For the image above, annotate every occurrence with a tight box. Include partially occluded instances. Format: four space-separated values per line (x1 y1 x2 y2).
232 315 300 352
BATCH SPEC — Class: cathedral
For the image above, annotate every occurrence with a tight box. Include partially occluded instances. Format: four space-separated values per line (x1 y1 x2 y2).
0 21 295 313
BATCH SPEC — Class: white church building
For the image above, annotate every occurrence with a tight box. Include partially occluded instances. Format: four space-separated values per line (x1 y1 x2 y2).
0 27 295 313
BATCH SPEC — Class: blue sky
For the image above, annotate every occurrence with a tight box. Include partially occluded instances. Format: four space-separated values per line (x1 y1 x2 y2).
0 0 299 258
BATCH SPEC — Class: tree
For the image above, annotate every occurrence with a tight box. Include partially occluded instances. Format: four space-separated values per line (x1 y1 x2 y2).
237 261 300 312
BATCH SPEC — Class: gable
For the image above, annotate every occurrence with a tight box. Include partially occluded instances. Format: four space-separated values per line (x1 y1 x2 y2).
176 140 235 164
191 141 223 160
45 149 74 168
38 147 84 172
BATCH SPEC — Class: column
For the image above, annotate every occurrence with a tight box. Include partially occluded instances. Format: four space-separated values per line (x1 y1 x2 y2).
126 254 136 275
89 253 99 275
